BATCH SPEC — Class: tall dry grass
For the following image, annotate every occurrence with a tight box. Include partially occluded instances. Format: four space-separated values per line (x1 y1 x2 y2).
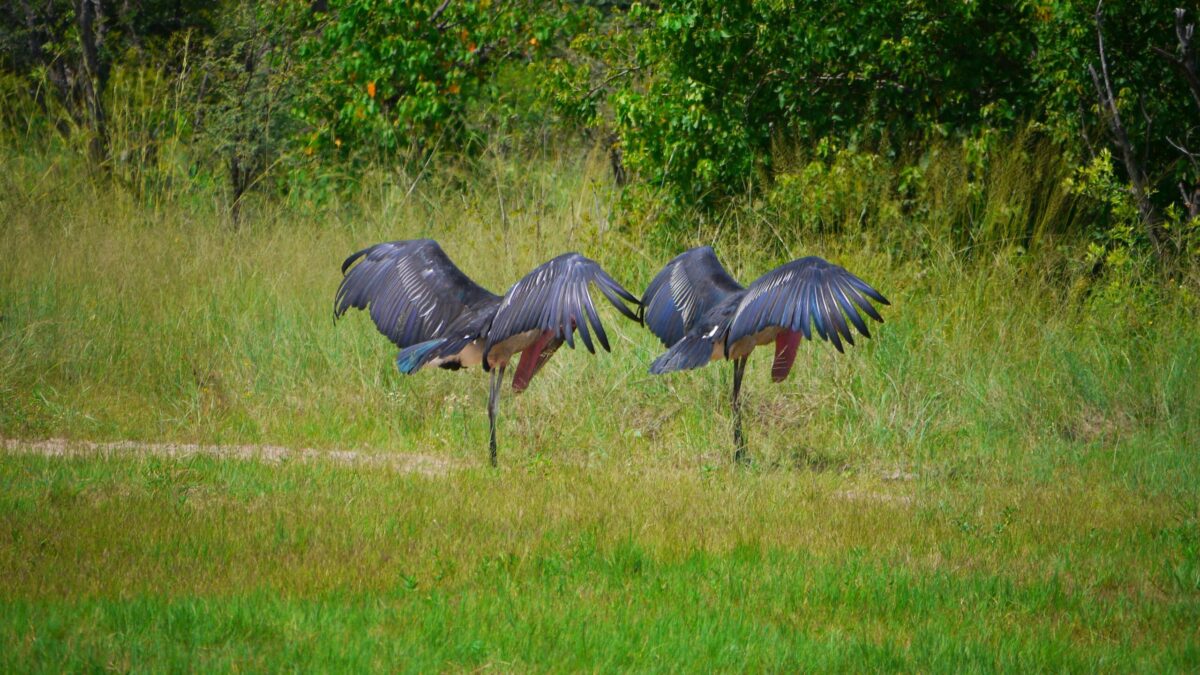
1 134 1197 495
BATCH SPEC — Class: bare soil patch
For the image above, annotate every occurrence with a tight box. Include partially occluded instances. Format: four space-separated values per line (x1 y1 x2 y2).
0 437 459 476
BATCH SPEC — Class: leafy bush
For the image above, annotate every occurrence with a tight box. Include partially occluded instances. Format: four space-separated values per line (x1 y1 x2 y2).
295 0 581 159
1030 1 1200 259
192 1 305 221
606 0 1036 206
0 0 217 161
581 0 1197 257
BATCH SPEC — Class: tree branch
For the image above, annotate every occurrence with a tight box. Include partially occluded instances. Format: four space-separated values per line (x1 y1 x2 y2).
428 0 452 25
1090 0 1163 255
1150 10 1200 112
75 0 110 164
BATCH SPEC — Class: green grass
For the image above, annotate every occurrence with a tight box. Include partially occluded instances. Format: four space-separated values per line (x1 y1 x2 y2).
2 453 1197 671
2 144 1199 670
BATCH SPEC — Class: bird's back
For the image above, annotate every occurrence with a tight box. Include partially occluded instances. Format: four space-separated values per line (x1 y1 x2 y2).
641 246 743 348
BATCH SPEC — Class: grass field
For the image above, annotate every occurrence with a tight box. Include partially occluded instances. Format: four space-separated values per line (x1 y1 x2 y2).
2 450 1197 671
2 146 1199 670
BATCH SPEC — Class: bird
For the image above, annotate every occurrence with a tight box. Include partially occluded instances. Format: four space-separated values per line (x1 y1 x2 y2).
333 239 640 465
640 246 889 463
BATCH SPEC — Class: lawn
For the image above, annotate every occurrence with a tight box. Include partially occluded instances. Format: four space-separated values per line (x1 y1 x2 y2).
2 449 1196 671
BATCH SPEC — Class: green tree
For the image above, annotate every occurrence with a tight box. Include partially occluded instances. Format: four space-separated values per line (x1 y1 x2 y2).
296 0 577 159
605 0 1035 205
1030 1 1200 260
1 0 216 162
192 1 304 224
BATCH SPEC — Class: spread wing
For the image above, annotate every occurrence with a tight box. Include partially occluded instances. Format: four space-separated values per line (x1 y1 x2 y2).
727 256 889 354
640 246 744 348
333 239 500 348
484 253 640 357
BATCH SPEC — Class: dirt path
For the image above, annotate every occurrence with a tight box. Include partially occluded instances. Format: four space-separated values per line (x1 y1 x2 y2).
1 438 917 504
0 437 460 476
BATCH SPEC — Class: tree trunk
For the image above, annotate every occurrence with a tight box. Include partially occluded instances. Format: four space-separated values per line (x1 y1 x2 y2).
607 132 627 186
1090 1 1167 260
229 155 250 227
75 0 110 165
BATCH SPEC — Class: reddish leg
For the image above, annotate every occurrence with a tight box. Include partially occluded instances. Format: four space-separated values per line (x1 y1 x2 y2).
771 330 802 383
512 330 554 392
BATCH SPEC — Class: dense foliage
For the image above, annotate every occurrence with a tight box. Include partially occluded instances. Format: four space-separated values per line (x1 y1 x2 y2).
1 0 1197 261
606 0 1036 202
590 0 1198 239
1029 1 1200 257
295 0 576 157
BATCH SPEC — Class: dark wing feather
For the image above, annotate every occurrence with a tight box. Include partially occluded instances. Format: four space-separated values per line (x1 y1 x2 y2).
646 295 739 376
640 246 744 348
727 256 889 354
648 335 716 374
333 239 499 348
484 253 639 359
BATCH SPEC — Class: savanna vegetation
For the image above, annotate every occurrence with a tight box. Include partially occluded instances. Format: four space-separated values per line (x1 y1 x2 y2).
2 0 1199 670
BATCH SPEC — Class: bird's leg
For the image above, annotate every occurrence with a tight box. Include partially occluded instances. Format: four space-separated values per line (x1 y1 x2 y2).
487 365 506 467
732 356 748 464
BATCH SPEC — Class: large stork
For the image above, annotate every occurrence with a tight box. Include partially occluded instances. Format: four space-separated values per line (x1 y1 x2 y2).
641 246 889 462
334 239 639 465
